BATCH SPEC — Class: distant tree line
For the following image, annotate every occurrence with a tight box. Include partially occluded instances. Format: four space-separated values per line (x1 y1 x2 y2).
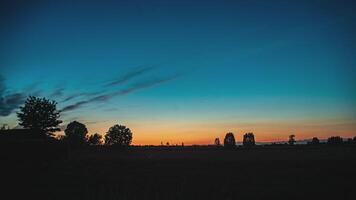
215 132 356 149
1 96 355 148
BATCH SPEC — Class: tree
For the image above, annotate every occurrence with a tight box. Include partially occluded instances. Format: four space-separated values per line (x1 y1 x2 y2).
327 136 343 145
214 138 220 146
104 124 132 146
288 134 296 145
311 137 319 145
88 133 103 145
243 132 255 147
17 96 62 136
64 121 88 145
224 132 236 149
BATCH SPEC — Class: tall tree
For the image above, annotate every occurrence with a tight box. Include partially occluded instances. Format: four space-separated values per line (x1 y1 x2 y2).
17 96 62 136
243 132 255 147
105 124 132 146
64 121 88 145
224 132 236 149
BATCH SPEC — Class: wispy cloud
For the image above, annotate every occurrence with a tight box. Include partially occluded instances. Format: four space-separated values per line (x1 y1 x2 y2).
0 75 26 117
50 87 64 98
61 73 182 112
61 91 100 103
59 65 157 104
104 65 156 87
0 65 183 115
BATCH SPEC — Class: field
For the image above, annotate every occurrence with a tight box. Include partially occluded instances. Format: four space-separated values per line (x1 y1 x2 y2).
2 144 356 200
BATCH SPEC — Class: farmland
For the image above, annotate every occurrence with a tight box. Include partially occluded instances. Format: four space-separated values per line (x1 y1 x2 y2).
2 144 355 200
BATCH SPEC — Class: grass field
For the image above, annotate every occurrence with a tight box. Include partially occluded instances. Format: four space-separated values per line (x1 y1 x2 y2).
2 144 356 200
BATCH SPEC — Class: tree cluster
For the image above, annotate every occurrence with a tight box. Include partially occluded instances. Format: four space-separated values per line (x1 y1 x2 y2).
15 96 132 147
12 96 356 149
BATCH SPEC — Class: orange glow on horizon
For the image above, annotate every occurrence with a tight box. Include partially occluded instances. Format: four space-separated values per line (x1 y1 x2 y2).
70 119 356 145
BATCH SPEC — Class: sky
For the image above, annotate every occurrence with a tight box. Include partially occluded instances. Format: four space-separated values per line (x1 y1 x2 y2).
1 0 356 145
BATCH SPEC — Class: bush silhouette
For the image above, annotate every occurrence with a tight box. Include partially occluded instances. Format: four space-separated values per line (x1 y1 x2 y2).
88 133 103 145
64 121 88 145
104 124 132 146
243 133 255 147
327 136 343 145
311 137 320 145
17 96 62 136
214 138 220 146
224 132 236 149
288 134 296 145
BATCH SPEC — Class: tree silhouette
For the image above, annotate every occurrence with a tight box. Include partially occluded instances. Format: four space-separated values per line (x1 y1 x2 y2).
214 138 220 146
243 132 255 147
327 136 343 145
17 96 62 136
88 133 103 145
64 121 88 145
288 134 296 145
224 132 236 149
311 137 319 145
104 124 132 146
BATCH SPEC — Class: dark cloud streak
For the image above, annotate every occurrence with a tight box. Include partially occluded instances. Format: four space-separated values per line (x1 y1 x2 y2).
61 91 101 103
61 74 181 112
50 87 64 98
0 75 26 116
104 65 155 87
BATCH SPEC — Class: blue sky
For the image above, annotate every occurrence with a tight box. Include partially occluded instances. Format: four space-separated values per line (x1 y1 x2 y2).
1 0 356 144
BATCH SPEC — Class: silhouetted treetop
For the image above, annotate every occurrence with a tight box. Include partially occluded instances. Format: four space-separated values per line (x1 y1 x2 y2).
214 138 220 146
88 133 103 145
288 134 296 145
311 137 320 145
327 136 343 145
105 124 132 146
17 96 62 136
224 132 236 149
64 121 88 145
243 132 255 147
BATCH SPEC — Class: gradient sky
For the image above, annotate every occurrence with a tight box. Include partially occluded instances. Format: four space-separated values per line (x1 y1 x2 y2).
1 0 356 144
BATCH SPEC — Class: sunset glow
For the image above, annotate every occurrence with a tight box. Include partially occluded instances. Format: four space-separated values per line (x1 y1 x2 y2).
1 0 355 144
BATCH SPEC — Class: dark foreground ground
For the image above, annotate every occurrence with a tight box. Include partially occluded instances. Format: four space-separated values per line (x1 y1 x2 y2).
1 143 356 200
